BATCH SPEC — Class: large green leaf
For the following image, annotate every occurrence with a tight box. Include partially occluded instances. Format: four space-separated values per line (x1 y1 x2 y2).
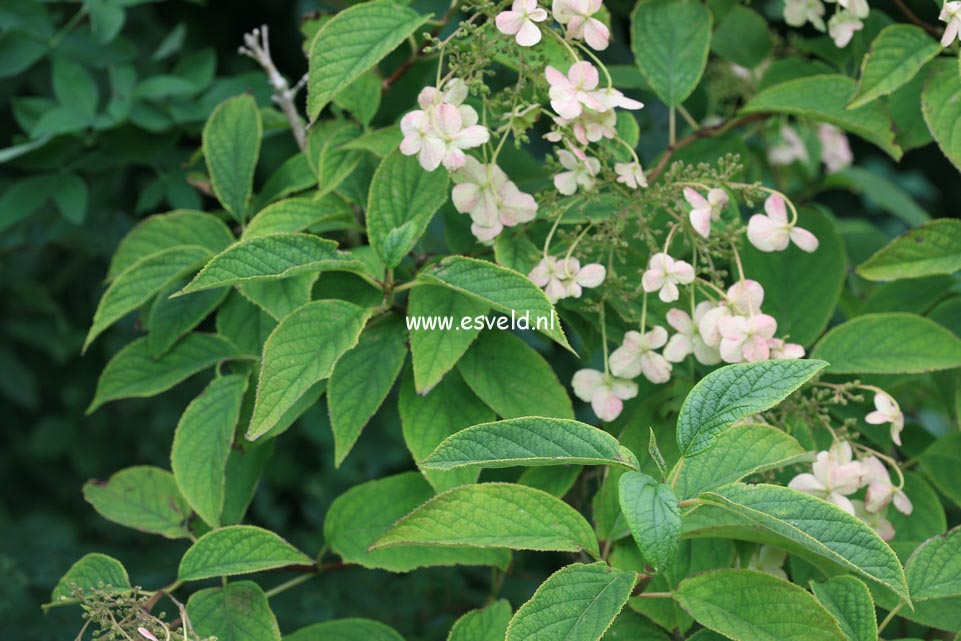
203 95 261 223
306 0 430 120
417 256 572 351
306 120 364 195
710 6 770 69
248 300 370 439
286 619 405 641
618 472 680 572
421 417 639 471
506 563 636 641
856 219 961 281
324 472 511 572
238 273 317 321
171 374 246 528
921 59 961 174
178 525 312 581
148 278 229 357
906 526 961 601
373 483 599 555
243 195 356 239
368 149 450 267
812 313 961 373
50 553 130 601
849 24 941 109
83 466 191 539
187 581 281 641
676 360 827 457
822 168 930 227
449 600 512 641
810 576 877 641
630 0 712 107
919 432 961 508
675 570 846 641
888 472 947 561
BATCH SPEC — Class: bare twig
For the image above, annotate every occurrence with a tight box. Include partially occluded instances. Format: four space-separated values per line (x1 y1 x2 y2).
892 0 942 36
240 26 308 150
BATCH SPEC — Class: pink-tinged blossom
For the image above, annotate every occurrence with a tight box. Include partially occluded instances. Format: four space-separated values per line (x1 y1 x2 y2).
865 391 905 445
747 545 789 580
747 194 819 253
609 327 673 383
828 10 863 47
572 368 637 421
552 0 610 50
399 82 490 172
684 187 728 238
554 108 617 145
642 252 695 303
529 256 605 302
615 161 647 189
718 313 778 363
451 157 537 241
862 456 913 515
496 0 548 46
664 303 722 365
767 338 805 360
817 124 853 173
840 0 870 19
767 125 808 166
940 1 961 46
554 148 600 194
546 62 606 119
593 87 644 111
698 280 765 346
788 441 864 515
853 499 895 541
784 0 826 31
138 629 160 641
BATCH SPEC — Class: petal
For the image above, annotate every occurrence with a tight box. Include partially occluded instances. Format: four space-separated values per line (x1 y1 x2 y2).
666 308 693 334
516 19 543 46
454 125 490 149
609 346 642 379
495 10 524 35
451 183 482 214
693 339 722 365
610 378 639 400
571 368 604 401
568 61 600 89
582 18 610 50
640 353 672 384
790 226 820 252
669 259 695 284
747 214 790 252
645 326 669 349
893 490 913 515
470 220 502 242
764 194 788 223
418 138 446 171
740 335 770 362
690 208 711 238
658 280 679 303
641 268 665 293
528 261 551 287
591 387 624 421
575 263 606 287
789 473 827 493
553 171 579 195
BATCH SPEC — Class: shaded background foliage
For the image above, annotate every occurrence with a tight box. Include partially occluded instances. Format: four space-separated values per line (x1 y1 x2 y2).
1 0 960 639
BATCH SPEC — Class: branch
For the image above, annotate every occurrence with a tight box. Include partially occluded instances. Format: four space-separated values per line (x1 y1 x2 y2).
892 0 942 36
382 1 463 91
646 113 767 183
240 26 308 151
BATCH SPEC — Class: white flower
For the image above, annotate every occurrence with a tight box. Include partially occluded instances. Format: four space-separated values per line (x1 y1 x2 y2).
664 303 722 365
865 391 905 446
529 256 605 302
642 252 695 303
554 108 618 145
767 125 808 166
747 194 819 253
698 280 766 347
788 441 864 515
784 0 826 30
496 0 548 46
554 148 600 195
572 368 637 421
399 81 490 171
552 0 610 50
817 124 852 173
592 87 644 111
615 161 647 189
840 0 870 19
767 338 805 360
718 313 778 363
828 10 863 48
609 327 673 383
747 545 788 580
545 62 606 120
862 456 912 516
451 157 537 241
684 187 728 238
940 1 961 46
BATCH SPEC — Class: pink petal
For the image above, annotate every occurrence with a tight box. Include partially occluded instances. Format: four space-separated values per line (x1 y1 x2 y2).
515 19 542 46
592 387 624 421
640 353 672 384
764 194 789 223
789 473 826 493
664 334 693 362
666 308 693 334
575 263 606 287
582 18 610 50
571 368 604 401
690 208 711 238
747 214 790 252
495 10 524 35
790 226 819 252
568 61 600 90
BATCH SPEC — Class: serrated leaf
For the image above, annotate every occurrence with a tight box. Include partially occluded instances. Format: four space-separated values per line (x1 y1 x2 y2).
50 554 130 601
181 233 361 294
286 619 406 641
216 292 277 355
187 581 281 641
603 610 671 641
674 423 808 499
83 466 191 539
630 0 712 106
906 526 961 601
307 120 363 195
857 219 961 281
238 273 317 321
374 482 599 555
618 472 680 572
221 441 274 525
171 375 246 528
341 126 404 157
710 6 771 69
919 431 961 508
178 525 312 581
243 195 356 239
741 75 902 159
248 300 370 439
700 483 910 602
253 153 316 209
810 576 878 641
458 331 574 419
307 0 429 120
849 24 941 109
148 278 229 357
922 58 961 174
422 417 638 471
675 569 846 641
330 314 408 465
368 149 449 267
888 472 947 561
506 563 636 641
324 471 511 572
88 334 240 413
676 360 827 457
417 256 572 352
448 600 512 641
812 313 961 373
334 70 382 127
203 94 261 222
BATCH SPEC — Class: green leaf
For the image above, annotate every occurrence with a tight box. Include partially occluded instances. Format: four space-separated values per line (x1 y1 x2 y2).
675 569 846 641
906 526 961 600
216 292 277 355
221 441 274 525
203 94 262 222
53 173 88 224
83 466 192 539
341 126 404 157
187 581 281 641
674 423 808 499
248 300 370 439
181 233 362 293
422 417 638 471
373 482 599 555
618 472 680 572
52 58 98 118
171 375 246 528
148 278 229 357
857 219 961 281
710 6 771 69
922 59 961 174
178 525 312 581
307 0 430 120
822 167 931 227
408 284 488 393
449 600 512 641
888 472 947 561
330 314 408 465
676 359 827 457
810 576 878 641
506 563 636 641
741 75 902 159
457 331 574 419
307 120 363 195
244 195 355 239
919 432 961 508
812 313 961 373
603 610 671 641
238 273 317 321
417 256 572 352
630 0 712 106
699 483 910 602
84 245 212 350
741 207 846 346
286 619 406 641
324 471 511 572
333 71 382 127
88 334 240 413
50 553 130 601
849 24 941 109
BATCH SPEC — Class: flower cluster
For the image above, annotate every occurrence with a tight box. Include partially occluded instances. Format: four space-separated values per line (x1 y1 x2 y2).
529 255 606 303
452 157 538 241
400 80 490 172
747 194 819 253
783 0 870 47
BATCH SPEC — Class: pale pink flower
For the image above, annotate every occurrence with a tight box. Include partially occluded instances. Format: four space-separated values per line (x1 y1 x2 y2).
840 0 870 19
138 629 160 641
496 0 548 46
862 456 912 515
664 303 722 365
592 87 644 111
940 1 961 46
817 124 852 173
865 391 905 446
561 257 607 299
552 0 610 50
451 157 537 241
545 62 605 119
572 368 637 421
828 10 863 47
554 148 600 195
642 252 695 303
784 0 826 30
399 82 490 172
747 194 819 253
609 327 673 384
684 187 728 238
788 441 864 515
615 161 647 189
767 125 808 166
698 280 765 347
529 256 605 302
554 108 617 145
767 338 805 360
718 313 778 363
